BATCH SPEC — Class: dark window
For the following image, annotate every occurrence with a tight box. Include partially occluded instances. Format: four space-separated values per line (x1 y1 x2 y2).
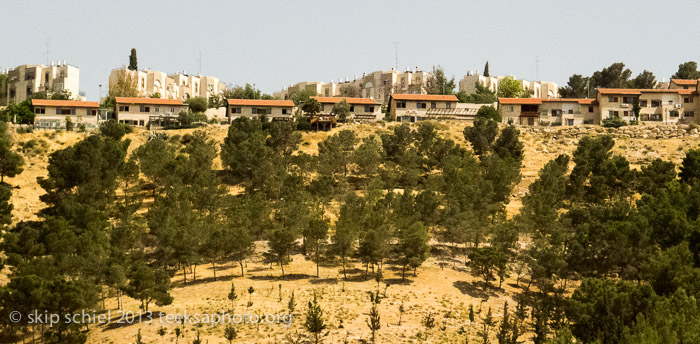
396 102 406 108
568 109 573 114
364 106 375 112
349 105 355 111
446 103 451 109
140 105 150 112
91 110 97 116
35 107 45 114
588 106 594 112
640 100 648 107
119 105 130 112
431 102 436 108
282 109 287 115
624 111 629 117
686 111 695 117
651 100 661 107
671 111 680 117
685 97 693 103
416 102 426 109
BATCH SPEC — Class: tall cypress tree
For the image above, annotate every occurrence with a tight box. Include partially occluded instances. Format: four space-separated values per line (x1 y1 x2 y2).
484 61 490 77
129 48 138 71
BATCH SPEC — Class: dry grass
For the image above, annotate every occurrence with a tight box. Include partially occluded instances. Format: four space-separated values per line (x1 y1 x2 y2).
5 123 700 343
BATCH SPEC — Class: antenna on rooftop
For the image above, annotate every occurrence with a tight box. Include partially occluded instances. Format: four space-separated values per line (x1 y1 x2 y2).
197 50 202 75
393 42 399 71
42 37 51 65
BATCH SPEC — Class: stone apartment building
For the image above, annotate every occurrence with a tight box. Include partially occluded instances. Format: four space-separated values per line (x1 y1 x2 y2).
4 62 82 105
311 96 383 121
115 97 187 127
498 80 700 126
108 67 226 101
389 94 459 122
498 98 598 126
459 71 559 99
31 99 100 129
275 67 434 105
224 99 295 123
596 88 697 123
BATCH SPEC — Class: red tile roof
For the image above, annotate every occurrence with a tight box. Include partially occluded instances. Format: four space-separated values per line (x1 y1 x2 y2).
115 97 184 105
598 88 696 96
498 98 542 105
31 99 99 108
226 99 294 107
499 98 595 105
597 89 643 95
670 79 699 86
312 96 378 105
391 94 458 101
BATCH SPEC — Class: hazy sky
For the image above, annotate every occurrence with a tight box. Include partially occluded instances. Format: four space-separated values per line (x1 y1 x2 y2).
2 0 699 101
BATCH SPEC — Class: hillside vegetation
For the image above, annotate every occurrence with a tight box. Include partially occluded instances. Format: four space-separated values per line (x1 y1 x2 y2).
1 119 700 344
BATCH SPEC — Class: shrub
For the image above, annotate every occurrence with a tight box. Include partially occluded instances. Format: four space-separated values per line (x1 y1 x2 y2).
297 118 312 131
602 116 627 128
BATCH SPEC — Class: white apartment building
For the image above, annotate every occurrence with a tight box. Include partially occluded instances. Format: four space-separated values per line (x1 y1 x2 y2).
274 67 434 104
108 67 226 101
4 62 83 104
458 71 558 99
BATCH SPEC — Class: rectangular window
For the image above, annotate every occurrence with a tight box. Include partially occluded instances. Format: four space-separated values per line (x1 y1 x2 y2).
588 106 593 112
623 111 629 117
686 111 695 117
282 109 287 115
60 108 73 115
651 100 661 107
416 102 426 109
640 100 648 107
671 111 680 117
119 105 130 112
684 97 693 103
613 97 619 102
446 103 451 109
364 106 375 112
56 108 61 115
396 102 406 109
568 109 574 114
34 108 45 114
431 102 436 109
140 105 150 113
251 108 256 114
608 110 614 117
170 107 175 113
349 105 355 112
622 96 635 104
155 107 160 112
91 110 97 116
608 97 614 102
614 111 619 117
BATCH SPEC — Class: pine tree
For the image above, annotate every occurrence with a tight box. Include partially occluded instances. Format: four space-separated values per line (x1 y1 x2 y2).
367 303 381 344
304 292 327 344
288 290 297 314
129 48 138 71
497 302 510 344
484 61 490 77
224 325 238 344
228 283 238 310
478 307 494 344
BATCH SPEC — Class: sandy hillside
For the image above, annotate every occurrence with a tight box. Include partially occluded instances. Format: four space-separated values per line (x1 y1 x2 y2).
4 122 700 343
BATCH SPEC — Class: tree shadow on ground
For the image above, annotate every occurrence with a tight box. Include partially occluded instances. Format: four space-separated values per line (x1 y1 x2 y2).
453 280 501 299
172 275 225 288
249 273 312 281
309 277 339 285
